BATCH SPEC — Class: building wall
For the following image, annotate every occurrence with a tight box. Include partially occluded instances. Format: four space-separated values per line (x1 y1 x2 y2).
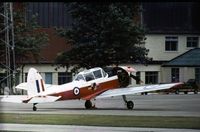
121 64 161 86
161 67 196 83
21 64 70 84
145 34 200 61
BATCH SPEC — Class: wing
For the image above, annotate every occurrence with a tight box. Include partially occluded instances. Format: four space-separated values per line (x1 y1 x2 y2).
1 95 61 104
96 82 182 99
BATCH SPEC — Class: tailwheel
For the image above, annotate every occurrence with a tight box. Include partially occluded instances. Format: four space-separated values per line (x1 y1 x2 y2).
127 101 134 110
85 100 92 109
33 103 37 111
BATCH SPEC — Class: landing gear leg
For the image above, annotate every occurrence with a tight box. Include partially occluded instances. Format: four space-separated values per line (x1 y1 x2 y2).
122 95 134 110
33 103 37 111
92 99 97 109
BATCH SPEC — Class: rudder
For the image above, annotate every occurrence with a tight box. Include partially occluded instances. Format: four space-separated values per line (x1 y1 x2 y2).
27 68 46 97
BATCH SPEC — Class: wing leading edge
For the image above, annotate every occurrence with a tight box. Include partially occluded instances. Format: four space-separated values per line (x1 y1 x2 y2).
96 82 182 99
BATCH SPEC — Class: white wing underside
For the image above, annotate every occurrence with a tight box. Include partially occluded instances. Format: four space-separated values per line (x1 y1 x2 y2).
96 83 181 99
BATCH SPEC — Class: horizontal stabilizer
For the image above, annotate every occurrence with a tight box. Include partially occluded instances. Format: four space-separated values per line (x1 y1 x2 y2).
15 83 54 90
1 95 29 103
1 95 61 104
28 96 61 104
15 83 27 90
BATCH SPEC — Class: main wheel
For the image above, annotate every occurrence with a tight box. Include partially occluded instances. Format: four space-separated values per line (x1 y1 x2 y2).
194 89 198 94
33 106 37 111
127 101 134 110
85 100 92 109
175 89 179 94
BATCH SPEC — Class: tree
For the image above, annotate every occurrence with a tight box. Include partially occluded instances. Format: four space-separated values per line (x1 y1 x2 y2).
0 3 48 66
13 3 49 64
56 2 150 72
0 3 48 94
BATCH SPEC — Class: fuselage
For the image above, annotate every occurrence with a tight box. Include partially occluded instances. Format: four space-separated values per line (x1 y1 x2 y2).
38 67 121 101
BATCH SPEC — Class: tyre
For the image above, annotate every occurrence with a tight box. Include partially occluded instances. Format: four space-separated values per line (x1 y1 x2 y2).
175 89 179 94
33 106 37 111
127 101 134 110
194 89 198 94
85 100 92 109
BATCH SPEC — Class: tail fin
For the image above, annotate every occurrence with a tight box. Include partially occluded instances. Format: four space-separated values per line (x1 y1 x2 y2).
27 68 46 97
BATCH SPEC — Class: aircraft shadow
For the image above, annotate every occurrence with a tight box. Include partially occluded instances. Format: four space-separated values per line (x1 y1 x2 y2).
33 107 173 112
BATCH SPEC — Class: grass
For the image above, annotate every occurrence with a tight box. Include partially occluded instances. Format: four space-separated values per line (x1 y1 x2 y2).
0 113 200 129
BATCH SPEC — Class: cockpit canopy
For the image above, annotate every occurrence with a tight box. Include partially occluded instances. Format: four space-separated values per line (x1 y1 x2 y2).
73 67 108 82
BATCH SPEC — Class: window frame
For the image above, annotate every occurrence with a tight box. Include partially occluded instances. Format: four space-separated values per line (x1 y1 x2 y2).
145 71 158 84
165 36 178 51
93 70 103 79
45 72 53 84
171 68 179 82
58 72 72 85
195 67 200 84
187 37 199 48
136 71 141 84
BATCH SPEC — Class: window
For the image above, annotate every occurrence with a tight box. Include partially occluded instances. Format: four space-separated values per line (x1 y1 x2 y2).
136 72 141 84
74 74 85 81
0 73 6 87
145 72 158 84
45 73 52 84
93 70 102 79
84 73 95 82
25 73 28 82
58 72 72 85
171 68 179 82
165 36 178 51
187 37 199 48
195 68 200 83
102 70 107 77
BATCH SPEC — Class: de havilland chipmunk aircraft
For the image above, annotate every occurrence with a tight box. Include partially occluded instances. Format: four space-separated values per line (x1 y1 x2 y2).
1 66 182 111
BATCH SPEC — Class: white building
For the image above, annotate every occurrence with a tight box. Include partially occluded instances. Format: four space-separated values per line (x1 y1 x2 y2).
129 2 200 86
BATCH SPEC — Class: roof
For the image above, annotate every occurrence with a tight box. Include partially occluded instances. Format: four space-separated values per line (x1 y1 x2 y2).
162 48 200 67
142 2 200 34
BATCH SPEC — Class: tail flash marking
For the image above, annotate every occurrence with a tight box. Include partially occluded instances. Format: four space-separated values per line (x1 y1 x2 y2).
41 79 45 92
36 80 40 93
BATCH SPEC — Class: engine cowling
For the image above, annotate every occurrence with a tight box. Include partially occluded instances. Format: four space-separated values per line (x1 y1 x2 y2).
113 67 130 87
103 67 130 87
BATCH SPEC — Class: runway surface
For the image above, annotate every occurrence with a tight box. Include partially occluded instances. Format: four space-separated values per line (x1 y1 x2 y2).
1 123 200 132
1 94 200 117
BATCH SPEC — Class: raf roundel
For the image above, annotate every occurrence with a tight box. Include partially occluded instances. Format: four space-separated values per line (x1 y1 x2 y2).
73 87 80 96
